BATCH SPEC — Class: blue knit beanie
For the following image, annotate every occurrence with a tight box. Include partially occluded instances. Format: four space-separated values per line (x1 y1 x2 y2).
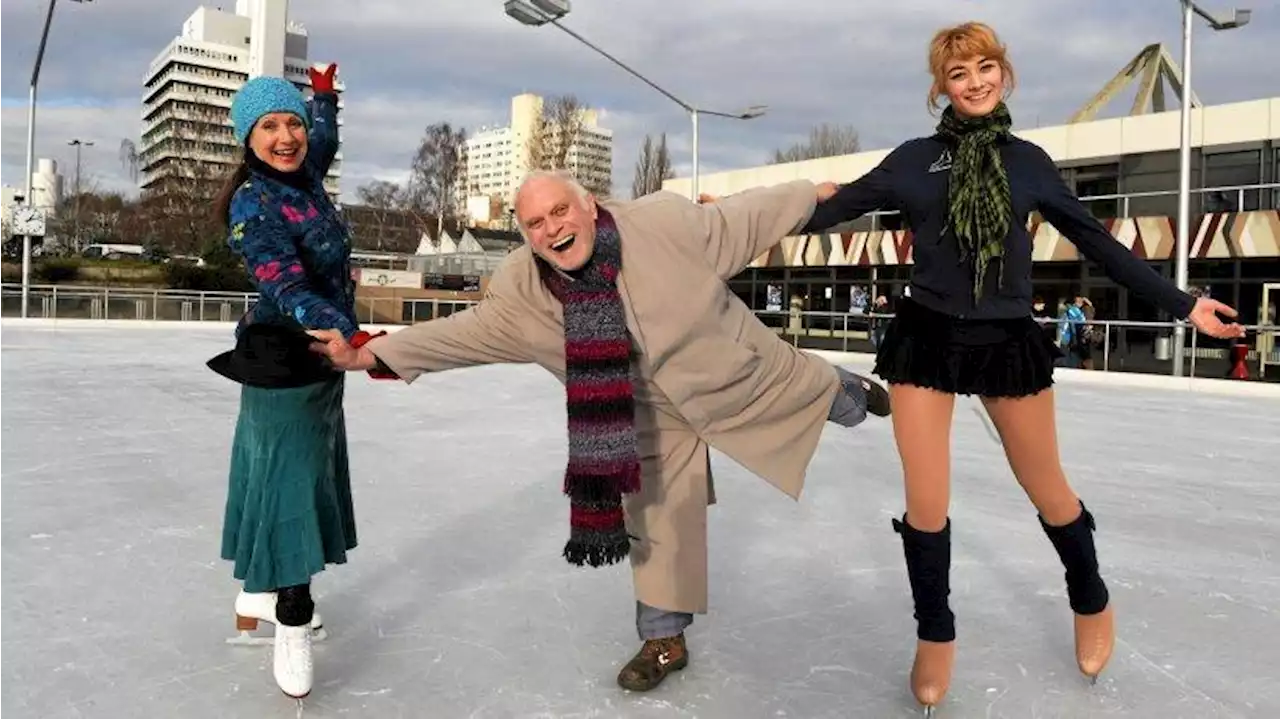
231 76 310 145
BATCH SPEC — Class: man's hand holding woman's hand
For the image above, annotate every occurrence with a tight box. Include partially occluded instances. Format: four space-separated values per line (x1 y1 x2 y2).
308 329 377 371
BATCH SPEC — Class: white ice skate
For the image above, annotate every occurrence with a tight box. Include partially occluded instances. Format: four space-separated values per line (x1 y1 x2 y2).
274 623 314 699
226 590 328 646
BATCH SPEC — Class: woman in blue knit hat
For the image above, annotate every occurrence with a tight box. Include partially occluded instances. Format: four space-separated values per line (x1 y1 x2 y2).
209 64 394 700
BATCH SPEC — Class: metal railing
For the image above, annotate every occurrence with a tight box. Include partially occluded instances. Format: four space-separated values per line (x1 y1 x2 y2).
405 253 509 276
0 284 257 323
1090 182 1278 218
4 283 1278 383
748 309 1279 381
858 181 1279 227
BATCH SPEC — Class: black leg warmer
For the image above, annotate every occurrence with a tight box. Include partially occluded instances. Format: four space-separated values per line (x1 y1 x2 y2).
276 583 314 627
1039 502 1109 616
893 515 956 643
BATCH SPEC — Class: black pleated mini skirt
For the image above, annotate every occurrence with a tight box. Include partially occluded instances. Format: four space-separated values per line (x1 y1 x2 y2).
873 298 1064 398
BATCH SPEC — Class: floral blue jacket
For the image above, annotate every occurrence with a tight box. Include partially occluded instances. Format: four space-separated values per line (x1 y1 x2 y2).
227 92 360 340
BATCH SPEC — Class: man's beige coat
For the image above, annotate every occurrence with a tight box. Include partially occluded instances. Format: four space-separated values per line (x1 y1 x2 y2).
367 180 842 613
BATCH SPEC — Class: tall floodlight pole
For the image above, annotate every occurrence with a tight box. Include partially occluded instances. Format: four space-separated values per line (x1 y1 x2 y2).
503 0 766 200
21 0 92 318
68 138 94 251
1173 0 1251 375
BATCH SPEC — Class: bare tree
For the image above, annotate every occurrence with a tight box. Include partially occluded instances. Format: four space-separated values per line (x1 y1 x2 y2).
527 94 586 174
49 175 110 253
524 94 611 198
353 180 409 252
119 139 140 184
769 123 861 164
133 103 238 253
407 122 468 235
356 180 405 206
630 132 674 199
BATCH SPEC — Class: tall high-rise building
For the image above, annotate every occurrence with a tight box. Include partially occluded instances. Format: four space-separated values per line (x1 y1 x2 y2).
138 0 343 202
463 93 612 225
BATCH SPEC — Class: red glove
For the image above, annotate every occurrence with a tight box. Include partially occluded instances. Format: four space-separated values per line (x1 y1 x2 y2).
350 330 398 380
309 63 337 94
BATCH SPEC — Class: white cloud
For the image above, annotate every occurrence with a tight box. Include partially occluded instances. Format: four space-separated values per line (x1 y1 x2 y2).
0 102 141 197
3 0 1276 206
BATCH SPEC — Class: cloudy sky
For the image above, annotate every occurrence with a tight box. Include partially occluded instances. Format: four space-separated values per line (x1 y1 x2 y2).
2 0 1277 203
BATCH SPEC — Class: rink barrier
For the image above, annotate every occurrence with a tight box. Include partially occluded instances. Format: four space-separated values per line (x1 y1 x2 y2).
4 316 1278 400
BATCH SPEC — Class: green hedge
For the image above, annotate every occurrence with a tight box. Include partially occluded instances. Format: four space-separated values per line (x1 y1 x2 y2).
162 263 254 292
1 256 255 293
34 259 82 284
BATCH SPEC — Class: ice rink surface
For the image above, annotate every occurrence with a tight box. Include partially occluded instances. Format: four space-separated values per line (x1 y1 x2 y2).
2 322 1278 718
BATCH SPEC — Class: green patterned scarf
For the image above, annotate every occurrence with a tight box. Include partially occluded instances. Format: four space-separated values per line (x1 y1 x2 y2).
935 102 1014 304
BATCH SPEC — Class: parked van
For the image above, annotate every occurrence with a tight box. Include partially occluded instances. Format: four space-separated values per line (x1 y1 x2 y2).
82 243 145 260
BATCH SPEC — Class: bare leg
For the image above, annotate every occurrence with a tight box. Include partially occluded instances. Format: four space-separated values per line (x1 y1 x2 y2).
891 385 955 532
888 383 957 713
978 390 1080 524
981 389 1115 681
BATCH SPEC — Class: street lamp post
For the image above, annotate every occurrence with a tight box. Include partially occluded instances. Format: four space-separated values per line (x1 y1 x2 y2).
21 0 92 318
1172 0 1251 376
503 0 766 200
68 138 94 252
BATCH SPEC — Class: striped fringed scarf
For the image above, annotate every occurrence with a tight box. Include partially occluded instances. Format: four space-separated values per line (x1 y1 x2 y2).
935 101 1014 304
536 208 641 568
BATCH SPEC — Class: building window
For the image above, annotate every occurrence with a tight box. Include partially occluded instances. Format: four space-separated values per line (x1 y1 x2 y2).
1071 163 1120 219
1203 149 1262 212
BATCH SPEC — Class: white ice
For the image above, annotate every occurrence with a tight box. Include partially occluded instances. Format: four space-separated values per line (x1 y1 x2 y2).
2 322 1278 719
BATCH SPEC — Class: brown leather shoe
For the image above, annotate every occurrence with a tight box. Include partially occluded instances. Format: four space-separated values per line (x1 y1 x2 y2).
616 634 688 692
855 373 892 417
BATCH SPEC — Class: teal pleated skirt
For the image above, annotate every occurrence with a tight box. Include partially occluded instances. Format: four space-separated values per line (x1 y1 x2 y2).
220 375 358 592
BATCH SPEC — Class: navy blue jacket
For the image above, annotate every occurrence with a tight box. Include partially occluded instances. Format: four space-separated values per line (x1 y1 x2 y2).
802 135 1196 321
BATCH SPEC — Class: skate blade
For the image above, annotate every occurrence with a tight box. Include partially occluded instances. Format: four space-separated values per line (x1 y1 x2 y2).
225 633 274 646
225 626 328 646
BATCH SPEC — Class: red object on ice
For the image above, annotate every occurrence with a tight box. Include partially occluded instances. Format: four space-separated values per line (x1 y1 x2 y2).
1229 342 1250 380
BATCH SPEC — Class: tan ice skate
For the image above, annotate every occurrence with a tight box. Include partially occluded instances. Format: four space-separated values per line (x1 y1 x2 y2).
910 639 955 717
1074 602 1115 683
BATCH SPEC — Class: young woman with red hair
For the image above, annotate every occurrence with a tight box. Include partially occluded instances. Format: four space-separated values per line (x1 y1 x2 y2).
803 21 1245 715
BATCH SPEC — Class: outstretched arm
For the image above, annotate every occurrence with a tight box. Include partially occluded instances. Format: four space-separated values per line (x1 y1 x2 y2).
230 186 358 339
1031 148 1195 319
366 299 531 382
309 261 533 383
1031 146 1244 338
690 180 823 280
800 150 899 234
304 64 340 181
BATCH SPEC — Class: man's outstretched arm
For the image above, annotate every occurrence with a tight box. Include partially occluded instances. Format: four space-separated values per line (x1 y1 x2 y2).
309 268 533 382
690 180 837 280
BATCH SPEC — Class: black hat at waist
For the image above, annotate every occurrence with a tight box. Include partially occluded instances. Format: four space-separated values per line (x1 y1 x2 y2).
207 322 340 389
